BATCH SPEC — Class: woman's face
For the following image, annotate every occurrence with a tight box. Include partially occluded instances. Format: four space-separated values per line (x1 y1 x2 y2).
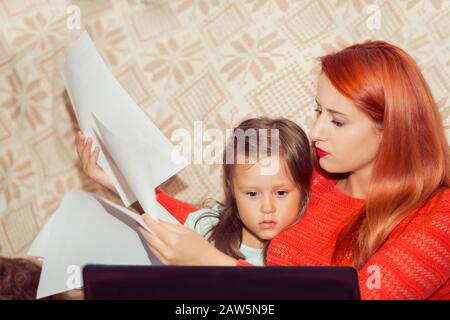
309 73 382 175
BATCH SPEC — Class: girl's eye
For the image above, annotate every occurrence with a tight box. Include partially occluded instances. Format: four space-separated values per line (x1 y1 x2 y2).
313 108 322 115
246 192 258 198
331 120 344 127
276 191 288 197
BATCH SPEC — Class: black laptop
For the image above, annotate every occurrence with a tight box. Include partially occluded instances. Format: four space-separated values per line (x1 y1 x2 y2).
82 265 360 300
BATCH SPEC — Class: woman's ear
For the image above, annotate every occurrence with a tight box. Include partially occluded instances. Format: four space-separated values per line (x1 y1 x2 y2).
376 121 384 132
374 121 384 136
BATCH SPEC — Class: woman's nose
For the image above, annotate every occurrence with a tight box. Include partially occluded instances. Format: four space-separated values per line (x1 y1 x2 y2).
309 117 326 142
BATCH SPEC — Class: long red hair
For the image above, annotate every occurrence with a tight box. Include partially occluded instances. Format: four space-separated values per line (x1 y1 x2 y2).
318 40 449 269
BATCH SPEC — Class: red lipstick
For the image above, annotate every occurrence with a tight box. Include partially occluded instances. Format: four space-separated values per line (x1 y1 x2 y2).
316 147 329 158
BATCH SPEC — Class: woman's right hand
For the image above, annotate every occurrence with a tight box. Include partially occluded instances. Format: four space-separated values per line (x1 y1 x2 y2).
75 130 116 194
138 214 238 266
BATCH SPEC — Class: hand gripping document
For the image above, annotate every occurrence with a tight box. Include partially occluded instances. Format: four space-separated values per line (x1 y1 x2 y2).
62 31 189 217
28 32 189 299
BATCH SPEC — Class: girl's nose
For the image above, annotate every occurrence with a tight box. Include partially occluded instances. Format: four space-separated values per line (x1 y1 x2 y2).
260 196 275 214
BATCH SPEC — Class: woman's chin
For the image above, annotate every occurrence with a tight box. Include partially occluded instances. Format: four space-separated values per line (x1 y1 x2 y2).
318 158 333 171
318 159 345 174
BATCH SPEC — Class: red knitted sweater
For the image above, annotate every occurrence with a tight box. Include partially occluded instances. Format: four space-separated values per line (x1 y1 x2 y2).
155 173 450 300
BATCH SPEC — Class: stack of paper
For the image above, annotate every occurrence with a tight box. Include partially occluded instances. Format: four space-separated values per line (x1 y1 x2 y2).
29 191 179 299
28 32 189 299
62 31 189 218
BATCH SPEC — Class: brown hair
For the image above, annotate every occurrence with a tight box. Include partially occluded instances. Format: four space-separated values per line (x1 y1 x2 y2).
0 257 42 300
196 117 314 263
0 257 68 300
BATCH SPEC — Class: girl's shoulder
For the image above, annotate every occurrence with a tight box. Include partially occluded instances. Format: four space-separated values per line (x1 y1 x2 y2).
184 204 223 237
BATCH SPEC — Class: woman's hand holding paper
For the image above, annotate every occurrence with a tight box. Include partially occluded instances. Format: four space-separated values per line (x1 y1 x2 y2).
138 214 237 266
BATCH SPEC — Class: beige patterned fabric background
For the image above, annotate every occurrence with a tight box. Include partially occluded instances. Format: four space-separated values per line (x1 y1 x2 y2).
0 0 448 258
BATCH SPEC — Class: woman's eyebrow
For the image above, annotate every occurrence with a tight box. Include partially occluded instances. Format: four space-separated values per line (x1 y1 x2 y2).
315 98 347 116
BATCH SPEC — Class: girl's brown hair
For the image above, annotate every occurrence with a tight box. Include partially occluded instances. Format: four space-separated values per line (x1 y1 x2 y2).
196 117 314 262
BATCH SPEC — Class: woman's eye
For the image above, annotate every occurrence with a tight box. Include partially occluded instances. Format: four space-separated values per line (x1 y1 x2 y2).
276 191 288 197
246 192 258 198
313 108 322 114
331 120 344 127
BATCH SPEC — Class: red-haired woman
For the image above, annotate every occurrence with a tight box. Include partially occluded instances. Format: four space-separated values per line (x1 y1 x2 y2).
77 41 449 299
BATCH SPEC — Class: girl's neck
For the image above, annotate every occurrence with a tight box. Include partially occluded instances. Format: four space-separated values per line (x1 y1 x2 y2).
242 228 265 249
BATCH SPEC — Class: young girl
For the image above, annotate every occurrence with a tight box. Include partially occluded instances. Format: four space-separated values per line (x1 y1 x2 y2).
75 117 314 265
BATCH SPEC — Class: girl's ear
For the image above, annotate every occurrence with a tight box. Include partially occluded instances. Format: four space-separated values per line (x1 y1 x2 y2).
227 180 235 197
224 178 234 196
226 175 234 189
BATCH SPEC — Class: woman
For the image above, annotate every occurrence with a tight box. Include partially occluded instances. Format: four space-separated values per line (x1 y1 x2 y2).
76 40 449 299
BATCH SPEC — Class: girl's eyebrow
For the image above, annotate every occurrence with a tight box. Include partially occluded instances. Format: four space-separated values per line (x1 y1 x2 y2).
237 184 260 189
272 184 292 188
238 183 292 189
315 98 347 116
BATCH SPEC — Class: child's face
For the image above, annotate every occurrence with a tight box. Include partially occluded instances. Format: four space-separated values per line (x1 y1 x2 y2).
231 156 302 249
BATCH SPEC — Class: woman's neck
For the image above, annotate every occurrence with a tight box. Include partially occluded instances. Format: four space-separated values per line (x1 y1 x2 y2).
336 166 373 200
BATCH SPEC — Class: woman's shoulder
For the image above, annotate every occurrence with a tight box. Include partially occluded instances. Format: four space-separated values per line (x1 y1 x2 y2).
393 185 450 236
428 185 450 216
423 185 450 213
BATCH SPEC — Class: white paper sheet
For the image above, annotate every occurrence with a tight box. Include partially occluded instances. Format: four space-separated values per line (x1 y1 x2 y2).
62 31 189 208
27 213 57 259
30 190 180 299
92 113 160 220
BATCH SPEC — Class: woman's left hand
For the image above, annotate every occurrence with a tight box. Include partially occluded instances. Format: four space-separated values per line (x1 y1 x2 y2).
138 214 237 266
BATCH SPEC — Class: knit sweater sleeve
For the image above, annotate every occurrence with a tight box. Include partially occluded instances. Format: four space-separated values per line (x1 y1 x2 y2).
357 192 450 300
155 189 198 224
236 259 254 266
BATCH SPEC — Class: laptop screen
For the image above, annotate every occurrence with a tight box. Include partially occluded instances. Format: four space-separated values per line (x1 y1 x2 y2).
83 265 360 300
